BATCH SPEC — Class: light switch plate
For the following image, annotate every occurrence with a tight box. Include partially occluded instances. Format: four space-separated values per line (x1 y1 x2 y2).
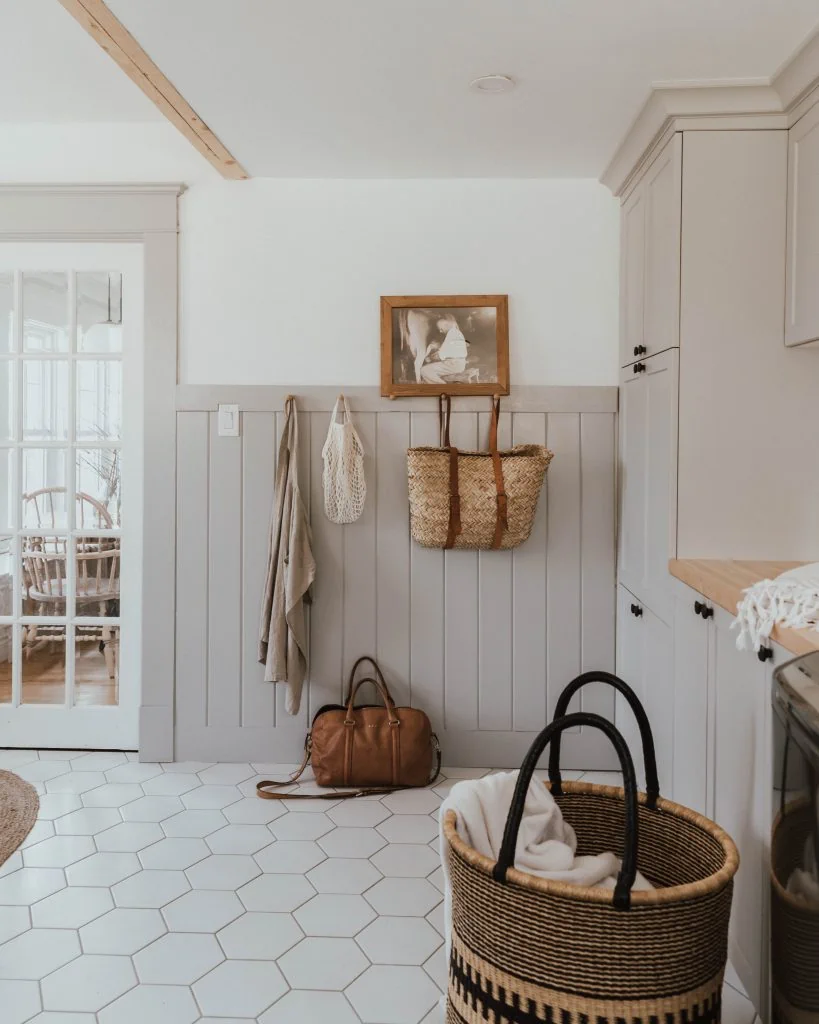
218 403 240 437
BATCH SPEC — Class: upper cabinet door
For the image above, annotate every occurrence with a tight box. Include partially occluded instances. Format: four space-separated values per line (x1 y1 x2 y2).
618 348 679 625
620 134 682 367
786 104 819 347
620 186 646 367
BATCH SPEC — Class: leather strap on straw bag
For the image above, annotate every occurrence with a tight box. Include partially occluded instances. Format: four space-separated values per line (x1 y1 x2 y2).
441 394 508 550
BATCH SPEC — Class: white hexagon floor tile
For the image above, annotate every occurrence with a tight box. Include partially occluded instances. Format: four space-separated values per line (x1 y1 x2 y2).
0 867 66 905
97 984 199 1024
356 916 442 965
307 857 382 894
186 853 260 890
382 789 442 815
79 908 166 955
120 796 184 822
41 954 137 1013
364 877 441 917
182 784 243 809
160 809 228 838
133 931 224 984
31 887 113 928
269 811 335 841
94 821 163 853
318 826 386 858
371 842 440 878
258 990 361 1024
217 911 303 959
0 928 81 980
378 814 439 844
294 893 376 937
0 979 42 1024
0 906 30 945
162 889 244 932
198 763 255 786
223 797 286 825
22 835 95 868
279 935 368 990
206 823 274 854
254 840 325 873
193 959 288 1017
141 772 201 796
328 799 392 827
112 869 190 908
66 852 140 887
347 964 441 1024
138 837 210 870
237 872 315 912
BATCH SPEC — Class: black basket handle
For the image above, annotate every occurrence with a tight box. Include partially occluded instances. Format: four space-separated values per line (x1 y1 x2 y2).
492 712 639 910
548 671 660 809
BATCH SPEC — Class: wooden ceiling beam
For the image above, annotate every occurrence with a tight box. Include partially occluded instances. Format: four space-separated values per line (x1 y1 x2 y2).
56 0 249 180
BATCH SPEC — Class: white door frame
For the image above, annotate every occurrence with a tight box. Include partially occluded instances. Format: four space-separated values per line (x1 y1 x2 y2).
0 184 180 761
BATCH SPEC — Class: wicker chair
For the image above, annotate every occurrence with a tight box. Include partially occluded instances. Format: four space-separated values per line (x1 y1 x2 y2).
22 488 119 679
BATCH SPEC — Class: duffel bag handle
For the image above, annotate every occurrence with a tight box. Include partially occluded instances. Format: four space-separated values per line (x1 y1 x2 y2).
548 671 660 809
345 656 388 702
493 712 639 910
345 676 400 726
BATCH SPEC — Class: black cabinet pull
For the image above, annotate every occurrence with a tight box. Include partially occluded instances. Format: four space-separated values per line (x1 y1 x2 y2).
758 646 774 662
633 345 647 357
633 362 646 374
694 600 704 616
630 603 643 618
700 606 714 620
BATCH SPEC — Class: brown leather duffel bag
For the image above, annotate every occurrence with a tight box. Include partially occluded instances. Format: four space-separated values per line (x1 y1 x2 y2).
256 656 441 800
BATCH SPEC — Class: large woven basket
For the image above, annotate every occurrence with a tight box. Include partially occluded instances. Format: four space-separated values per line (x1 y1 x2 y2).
771 794 819 1023
445 672 739 1024
407 395 552 550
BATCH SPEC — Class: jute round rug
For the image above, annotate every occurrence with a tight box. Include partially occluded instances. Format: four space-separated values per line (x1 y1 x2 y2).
0 769 39 865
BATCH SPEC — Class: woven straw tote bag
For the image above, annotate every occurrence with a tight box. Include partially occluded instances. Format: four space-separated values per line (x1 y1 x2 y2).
407 394 552 550
444 671 739 1024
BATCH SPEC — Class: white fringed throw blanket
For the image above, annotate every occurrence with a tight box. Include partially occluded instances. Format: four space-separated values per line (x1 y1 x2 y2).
732 564 819 652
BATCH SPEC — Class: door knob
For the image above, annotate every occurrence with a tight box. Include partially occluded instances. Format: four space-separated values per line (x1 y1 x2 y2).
694 600 704 616
630 603 643 617
700 606 714 620
633 362 646 374
758 646 773 662
633 345 647 356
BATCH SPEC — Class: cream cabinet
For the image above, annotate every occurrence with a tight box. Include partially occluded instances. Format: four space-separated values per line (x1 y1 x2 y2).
617 349 678 626
785 102 819 347
620 133 682 368
615 583 674 793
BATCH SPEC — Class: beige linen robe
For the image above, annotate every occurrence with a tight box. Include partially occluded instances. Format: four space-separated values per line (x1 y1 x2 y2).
258 396 316 715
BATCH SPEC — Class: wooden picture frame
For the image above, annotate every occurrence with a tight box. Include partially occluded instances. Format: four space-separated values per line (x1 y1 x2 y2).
380 294 509 398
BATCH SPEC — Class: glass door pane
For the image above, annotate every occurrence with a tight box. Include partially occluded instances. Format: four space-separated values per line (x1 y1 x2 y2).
23 272 69 352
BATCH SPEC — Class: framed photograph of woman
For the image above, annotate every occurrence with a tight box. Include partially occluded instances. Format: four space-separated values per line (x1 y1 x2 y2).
380 294 509 398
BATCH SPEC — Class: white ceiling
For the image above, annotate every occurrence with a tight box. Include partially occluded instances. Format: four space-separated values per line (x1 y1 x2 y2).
6 0 819 176
104 0 819 177
0 0 160 121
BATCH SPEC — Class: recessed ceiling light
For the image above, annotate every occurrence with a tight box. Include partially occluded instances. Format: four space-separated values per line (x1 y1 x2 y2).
470 74 516 94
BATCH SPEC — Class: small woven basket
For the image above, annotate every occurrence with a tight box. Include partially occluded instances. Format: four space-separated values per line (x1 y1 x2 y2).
445 672 739 1024
407 395 552 550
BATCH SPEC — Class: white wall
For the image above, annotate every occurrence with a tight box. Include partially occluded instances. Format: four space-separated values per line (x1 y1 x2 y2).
179 178 619 386
0 124 218 184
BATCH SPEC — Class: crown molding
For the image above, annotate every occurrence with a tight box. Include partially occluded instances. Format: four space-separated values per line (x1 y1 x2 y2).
0 183 185 195
601 25 819 197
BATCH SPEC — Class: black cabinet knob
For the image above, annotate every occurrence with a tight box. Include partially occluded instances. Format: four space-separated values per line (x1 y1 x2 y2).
633 345 647 356
700 606 714 620
630 603 643 618
758 646 774 662
633 362 646 374
694 600 704 616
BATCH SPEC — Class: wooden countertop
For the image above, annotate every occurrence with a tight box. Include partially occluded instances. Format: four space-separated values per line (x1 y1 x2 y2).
669 559 819 656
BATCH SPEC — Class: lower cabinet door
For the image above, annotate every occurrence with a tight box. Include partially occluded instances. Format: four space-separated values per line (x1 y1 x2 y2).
712 607 767 1012
616 584 674 794
672 593 712 815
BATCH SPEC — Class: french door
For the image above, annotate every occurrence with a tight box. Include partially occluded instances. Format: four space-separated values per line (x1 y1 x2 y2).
0 242 143 749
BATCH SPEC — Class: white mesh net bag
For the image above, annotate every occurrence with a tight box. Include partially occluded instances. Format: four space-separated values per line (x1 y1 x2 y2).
322 394 366 524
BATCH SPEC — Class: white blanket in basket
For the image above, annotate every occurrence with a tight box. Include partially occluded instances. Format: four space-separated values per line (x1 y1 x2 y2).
438 770 653 949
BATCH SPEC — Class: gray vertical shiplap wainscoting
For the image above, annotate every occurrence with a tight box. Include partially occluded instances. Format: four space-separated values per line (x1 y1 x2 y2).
174 385 618 768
